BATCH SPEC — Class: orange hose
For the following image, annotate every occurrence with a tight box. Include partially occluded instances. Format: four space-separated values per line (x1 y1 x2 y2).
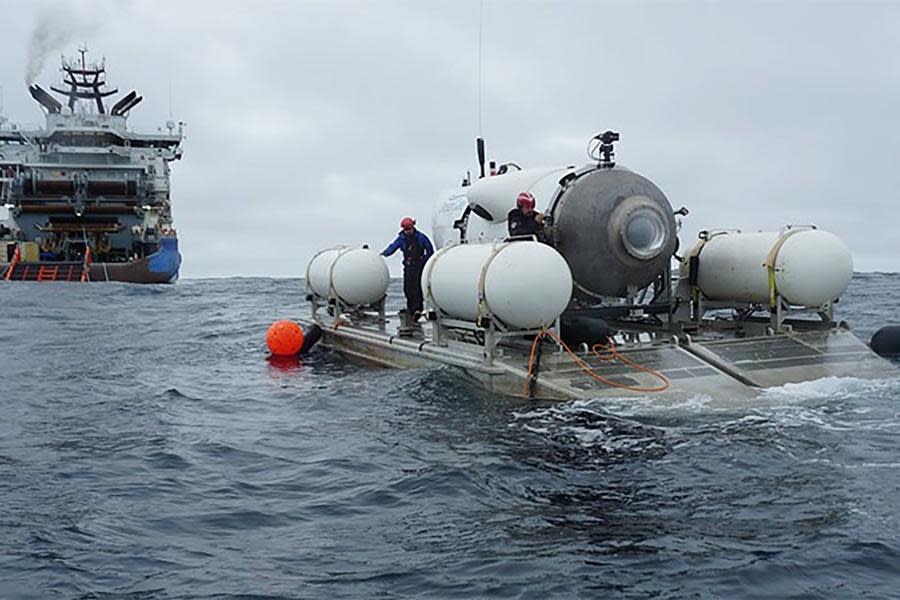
522 329 670 397
523 330 544 397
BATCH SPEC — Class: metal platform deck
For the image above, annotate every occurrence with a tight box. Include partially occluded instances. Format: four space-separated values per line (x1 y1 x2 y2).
302 311 897 406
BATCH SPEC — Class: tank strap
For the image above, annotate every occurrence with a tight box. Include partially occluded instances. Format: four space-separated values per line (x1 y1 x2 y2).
685 234 718 304
327 246 351 327
476 242 509 324
762 227 812 307
306 245 345 298
327 246 350 298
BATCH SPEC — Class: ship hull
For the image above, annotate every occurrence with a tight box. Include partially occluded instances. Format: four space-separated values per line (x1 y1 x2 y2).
2 238 181 284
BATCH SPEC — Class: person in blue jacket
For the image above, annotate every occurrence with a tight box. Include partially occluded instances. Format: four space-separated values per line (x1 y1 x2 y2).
381 217 434 319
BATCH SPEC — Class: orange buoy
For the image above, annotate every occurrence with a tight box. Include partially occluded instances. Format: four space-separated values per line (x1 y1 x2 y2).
266 320 305 356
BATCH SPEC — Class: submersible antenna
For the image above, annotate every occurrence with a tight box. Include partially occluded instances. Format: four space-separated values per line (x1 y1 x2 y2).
477 0 484 138
475 0 487 179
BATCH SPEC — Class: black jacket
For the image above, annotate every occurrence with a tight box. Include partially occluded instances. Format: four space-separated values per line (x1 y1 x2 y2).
507 208 545 241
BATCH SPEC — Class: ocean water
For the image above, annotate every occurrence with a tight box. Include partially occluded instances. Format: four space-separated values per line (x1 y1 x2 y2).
1 274 899 599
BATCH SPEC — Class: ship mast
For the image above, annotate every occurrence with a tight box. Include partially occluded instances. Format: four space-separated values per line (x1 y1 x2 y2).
49 46 118 114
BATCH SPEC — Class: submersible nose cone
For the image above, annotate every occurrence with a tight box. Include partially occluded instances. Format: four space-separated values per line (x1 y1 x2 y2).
870 325 900 358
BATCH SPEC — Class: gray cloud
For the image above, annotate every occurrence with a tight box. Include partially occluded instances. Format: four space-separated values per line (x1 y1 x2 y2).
1 0 898 276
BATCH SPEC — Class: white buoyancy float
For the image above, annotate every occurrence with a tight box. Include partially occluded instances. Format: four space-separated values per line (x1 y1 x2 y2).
306 246 390 306
689 228 853 307
423 241 572 329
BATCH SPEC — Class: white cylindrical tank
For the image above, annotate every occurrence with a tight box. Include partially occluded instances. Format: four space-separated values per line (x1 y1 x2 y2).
306 246 390 306
424 241 572 329
307 247 343 299
693 228 853 307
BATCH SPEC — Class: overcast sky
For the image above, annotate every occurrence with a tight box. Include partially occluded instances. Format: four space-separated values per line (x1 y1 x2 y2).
1 0 898 277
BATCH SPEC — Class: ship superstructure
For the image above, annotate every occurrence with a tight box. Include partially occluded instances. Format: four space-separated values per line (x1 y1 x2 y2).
0 48 183 283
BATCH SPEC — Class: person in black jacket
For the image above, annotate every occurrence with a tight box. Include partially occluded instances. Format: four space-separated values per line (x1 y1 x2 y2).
507 191 546 242
381 217 434 318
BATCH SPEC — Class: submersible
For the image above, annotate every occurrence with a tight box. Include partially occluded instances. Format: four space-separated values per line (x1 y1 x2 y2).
298 131 898 403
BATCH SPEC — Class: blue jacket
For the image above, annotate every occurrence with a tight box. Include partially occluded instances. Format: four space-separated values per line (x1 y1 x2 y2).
381 229 434 267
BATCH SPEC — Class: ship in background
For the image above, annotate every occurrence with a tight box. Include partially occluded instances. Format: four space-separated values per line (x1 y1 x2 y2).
0 48 183 283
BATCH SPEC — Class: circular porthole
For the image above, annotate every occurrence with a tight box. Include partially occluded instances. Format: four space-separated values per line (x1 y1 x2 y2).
621 207 667 260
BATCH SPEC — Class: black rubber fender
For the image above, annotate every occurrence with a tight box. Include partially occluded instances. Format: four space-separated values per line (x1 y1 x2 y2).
560 314 612 347
871 325 900 357
300 324 323 355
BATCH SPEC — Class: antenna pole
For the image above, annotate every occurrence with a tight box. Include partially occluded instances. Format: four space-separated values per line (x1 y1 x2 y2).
477 0 484 137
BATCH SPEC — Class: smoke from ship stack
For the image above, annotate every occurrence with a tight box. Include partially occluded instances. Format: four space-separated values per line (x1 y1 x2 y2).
24 6 100 85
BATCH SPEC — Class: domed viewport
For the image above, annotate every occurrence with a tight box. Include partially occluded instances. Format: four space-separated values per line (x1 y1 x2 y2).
621 207 667 260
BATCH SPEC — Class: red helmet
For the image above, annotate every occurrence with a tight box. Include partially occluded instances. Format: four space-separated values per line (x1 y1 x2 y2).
400 217 416 229
516 191 536 210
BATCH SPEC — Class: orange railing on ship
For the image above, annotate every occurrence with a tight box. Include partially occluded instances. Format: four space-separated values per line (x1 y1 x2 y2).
80 247 92 282
3 245 20 281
